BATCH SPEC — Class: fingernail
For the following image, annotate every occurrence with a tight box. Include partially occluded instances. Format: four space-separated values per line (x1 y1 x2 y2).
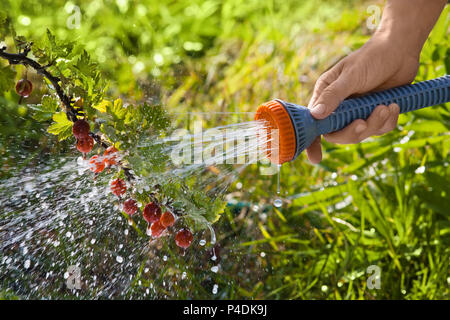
379 108 389 119
312 104 326 116
391 104 400 112
355 123 366 134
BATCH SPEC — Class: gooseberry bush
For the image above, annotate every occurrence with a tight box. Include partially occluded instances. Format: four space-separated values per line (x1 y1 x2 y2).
0 24 225 250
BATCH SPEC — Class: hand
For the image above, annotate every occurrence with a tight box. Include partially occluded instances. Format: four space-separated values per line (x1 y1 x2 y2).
305 0 446 164
306 35 418 164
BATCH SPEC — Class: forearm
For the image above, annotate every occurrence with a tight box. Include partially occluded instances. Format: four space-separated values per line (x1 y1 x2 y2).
374 0 446 57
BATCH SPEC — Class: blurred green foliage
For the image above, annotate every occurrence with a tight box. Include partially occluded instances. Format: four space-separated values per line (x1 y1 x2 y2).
0 0 449 299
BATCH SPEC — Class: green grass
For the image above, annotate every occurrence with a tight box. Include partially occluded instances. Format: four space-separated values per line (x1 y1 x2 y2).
0 0 449 299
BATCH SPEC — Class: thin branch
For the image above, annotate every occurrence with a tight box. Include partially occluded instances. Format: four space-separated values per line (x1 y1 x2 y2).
89 132 109 149
0 44 78 122
0 44 136 182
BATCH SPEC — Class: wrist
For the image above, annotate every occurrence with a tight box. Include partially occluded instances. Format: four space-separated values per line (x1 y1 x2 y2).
373 0 446 59
371 27 422 60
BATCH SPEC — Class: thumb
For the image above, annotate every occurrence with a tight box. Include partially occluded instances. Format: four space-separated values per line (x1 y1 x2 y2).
310 71 356 119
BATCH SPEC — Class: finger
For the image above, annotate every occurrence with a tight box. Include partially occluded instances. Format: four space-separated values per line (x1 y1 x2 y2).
324 104 398 144
308 66 341 108
323 119 367 144
310 69 357 119
359 104 390 140
377 103 400 134
305 136 322 164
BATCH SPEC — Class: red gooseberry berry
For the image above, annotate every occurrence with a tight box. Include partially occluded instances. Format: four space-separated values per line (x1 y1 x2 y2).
104 146 118 167
143 202 162 224
76 136 94 154
110 178 127 197
160 211 175 228
89 155 105 173
150 221 166 238
123 199 138 215
15 79 33 97
175 229 193 249
72 120 90 139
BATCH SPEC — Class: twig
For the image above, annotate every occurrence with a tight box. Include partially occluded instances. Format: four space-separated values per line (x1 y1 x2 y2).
89 132 108 149
0 44 136 182
0 44 78 122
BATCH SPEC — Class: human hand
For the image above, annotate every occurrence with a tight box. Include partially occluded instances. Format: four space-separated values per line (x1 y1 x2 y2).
305 0 446 164
306 36 418 163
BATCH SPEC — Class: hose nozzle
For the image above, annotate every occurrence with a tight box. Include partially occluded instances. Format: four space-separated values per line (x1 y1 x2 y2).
255 75 450 165
255 99 316 165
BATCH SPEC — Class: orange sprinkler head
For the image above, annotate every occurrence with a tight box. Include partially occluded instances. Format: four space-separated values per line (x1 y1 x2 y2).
255 100 296 165
255 77 450 165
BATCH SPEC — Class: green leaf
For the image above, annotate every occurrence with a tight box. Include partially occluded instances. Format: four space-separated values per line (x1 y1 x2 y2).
31 95 58 121
107 98 127 120
0 12 15 41
292 184 348 207
403 120 448 133
47 112 73 141
0 66 16 93
93 100 111 113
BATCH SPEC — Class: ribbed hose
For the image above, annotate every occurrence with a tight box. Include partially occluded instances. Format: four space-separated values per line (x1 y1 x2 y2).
316 75 450 135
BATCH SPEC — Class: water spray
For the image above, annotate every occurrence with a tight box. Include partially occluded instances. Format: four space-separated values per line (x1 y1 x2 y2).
255 75 450 164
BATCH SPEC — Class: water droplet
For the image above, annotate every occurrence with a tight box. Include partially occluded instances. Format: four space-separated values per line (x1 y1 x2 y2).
211 266 219 273
415 166 425 174
212 284 218 294
273 198 282 207
321 285 328 292
24 259 31 269
209 227 217 246
210 246 218 261
276 164 281 194
199 239 206 246
116 256 123 263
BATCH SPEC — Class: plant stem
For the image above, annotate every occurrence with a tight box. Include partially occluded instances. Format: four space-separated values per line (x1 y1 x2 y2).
0 44 136 182
0 44 78 122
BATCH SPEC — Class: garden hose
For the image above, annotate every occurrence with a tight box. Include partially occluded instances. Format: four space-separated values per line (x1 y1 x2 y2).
255 75 450 164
